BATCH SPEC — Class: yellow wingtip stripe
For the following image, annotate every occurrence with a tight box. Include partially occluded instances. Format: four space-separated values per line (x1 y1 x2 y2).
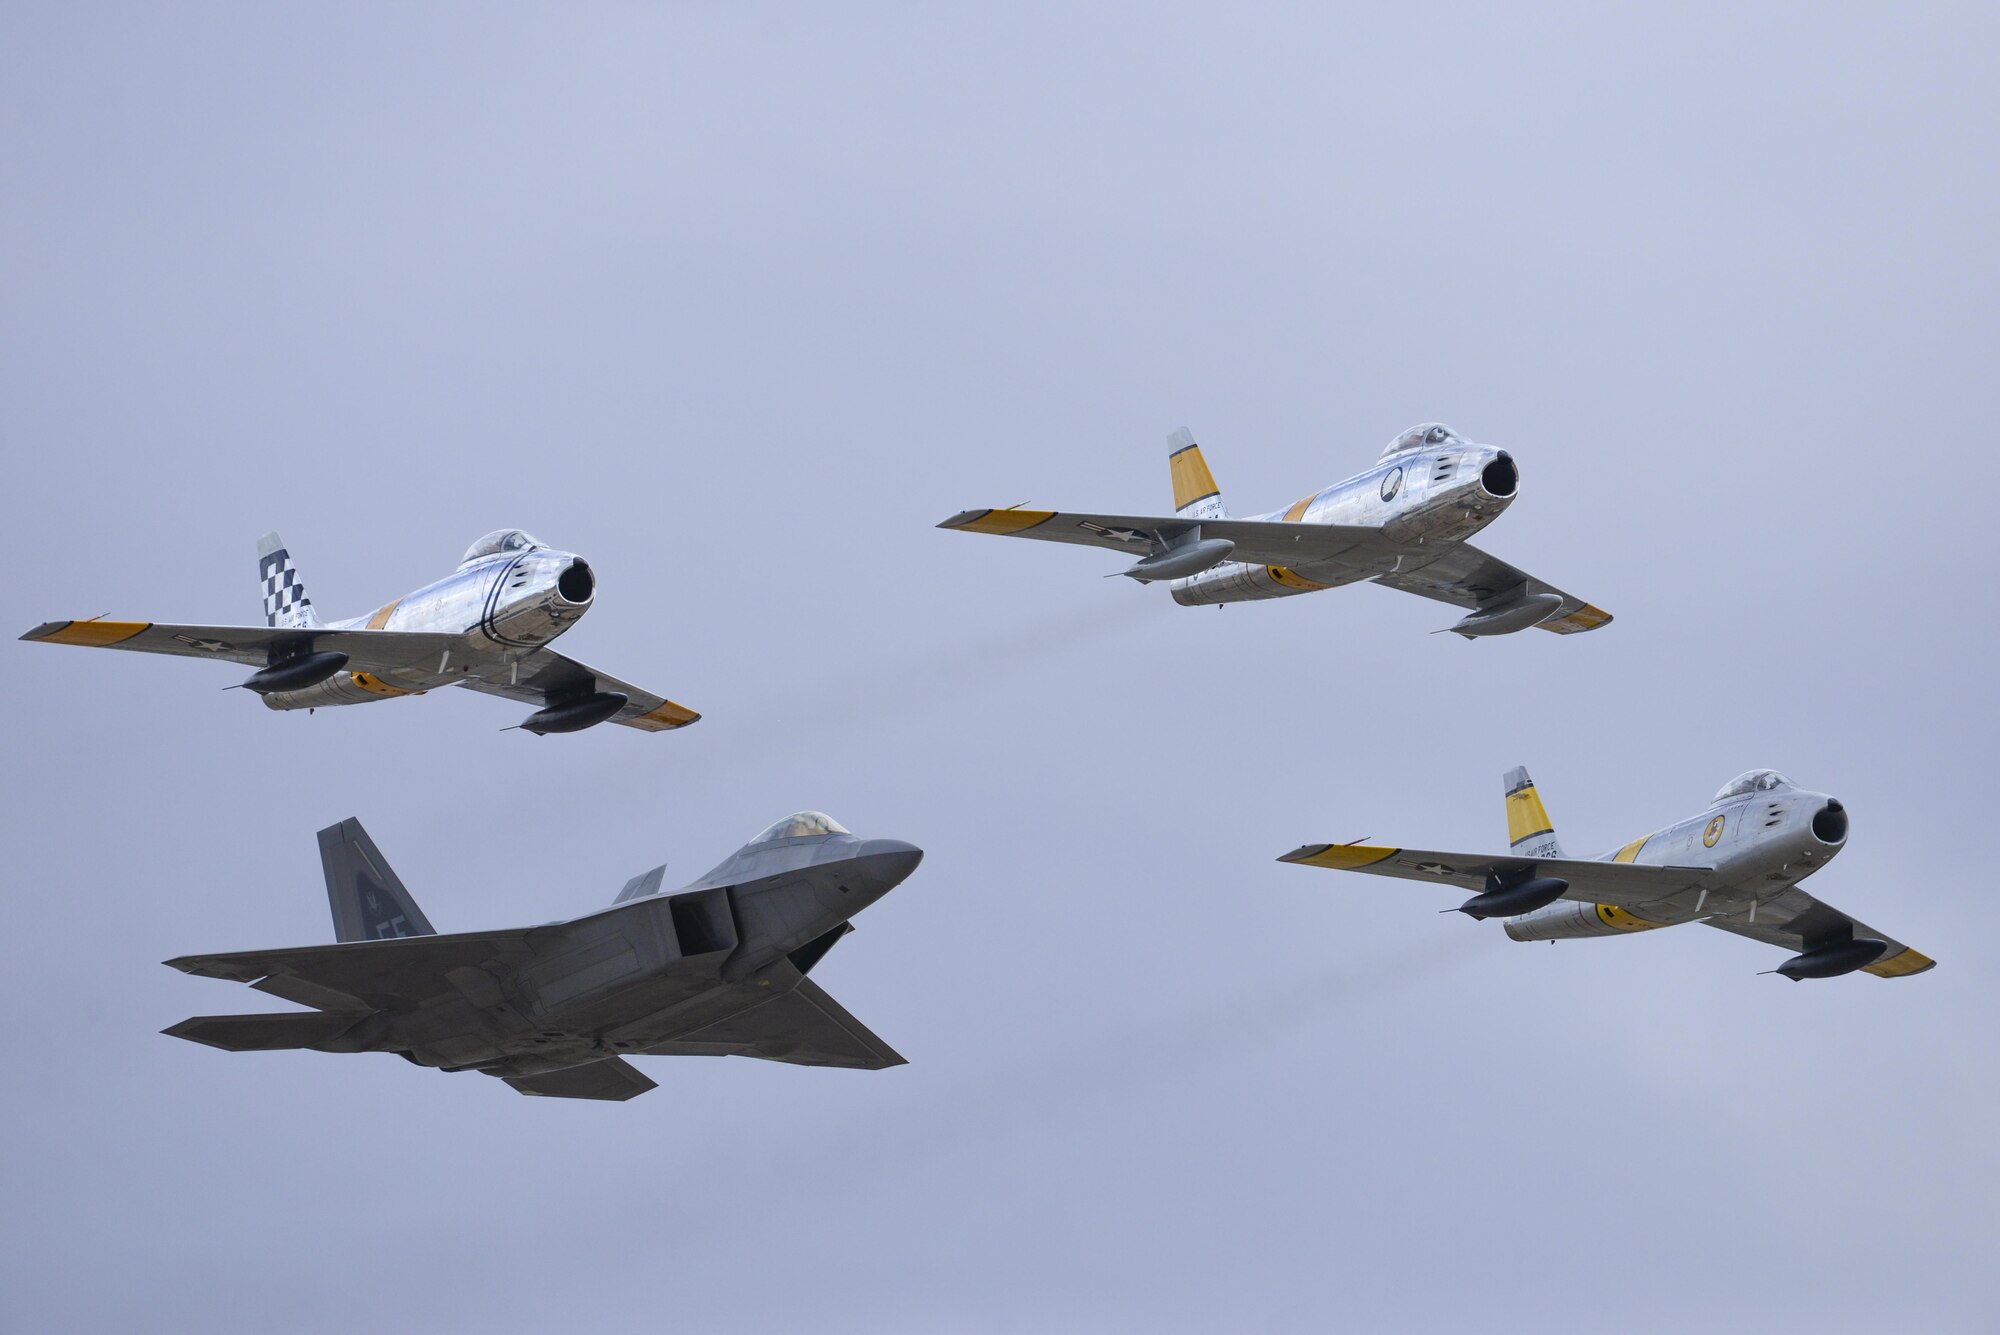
22 619 152 647
1862 949 1936 978
1537 604 1613 635
941 508 1057 536
1280 844 1400 870
620 699 702 732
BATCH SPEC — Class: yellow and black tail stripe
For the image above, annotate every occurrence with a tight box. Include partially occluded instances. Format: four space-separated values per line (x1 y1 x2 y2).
938 508 1058 536
21 619 151 647
1505 777 1555 848
1278 843 1400 870
1169 443 1220 513
1862 947 1937 978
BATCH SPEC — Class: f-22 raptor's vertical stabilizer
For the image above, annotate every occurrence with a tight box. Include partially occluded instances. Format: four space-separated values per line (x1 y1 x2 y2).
319 818 436 942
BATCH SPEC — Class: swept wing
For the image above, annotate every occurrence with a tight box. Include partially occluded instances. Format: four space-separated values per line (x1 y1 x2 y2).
20 620 461 671
939 508 1388 567
1278 842 1710 912
939 513 1607 632
456 648 699 733
1368 542 1611 635
1700 899 1934 979
22 619 698 732
642 977 904 1069
166 929 536 1011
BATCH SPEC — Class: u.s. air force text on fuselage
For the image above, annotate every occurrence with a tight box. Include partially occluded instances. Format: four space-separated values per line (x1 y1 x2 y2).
1282 767 1932 981
941 423 1610 637
21 528 697 735
164 811 922 1100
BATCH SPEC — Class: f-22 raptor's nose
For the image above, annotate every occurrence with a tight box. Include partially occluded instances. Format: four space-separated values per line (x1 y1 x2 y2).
855 838 924 887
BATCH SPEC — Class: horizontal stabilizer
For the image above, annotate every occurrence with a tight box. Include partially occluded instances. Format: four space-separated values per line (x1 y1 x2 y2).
503 1057 658 1101
165 1011 363 1052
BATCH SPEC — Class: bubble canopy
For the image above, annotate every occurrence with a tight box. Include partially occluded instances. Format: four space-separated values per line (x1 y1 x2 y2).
748 811 850 844
1713 769 1795 804
1381 422 1459 458
460 529 545 565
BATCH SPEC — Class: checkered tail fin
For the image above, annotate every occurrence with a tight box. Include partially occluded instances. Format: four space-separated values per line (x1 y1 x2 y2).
1504 766 1566 858
1168 427 1228 521
257 531 319 630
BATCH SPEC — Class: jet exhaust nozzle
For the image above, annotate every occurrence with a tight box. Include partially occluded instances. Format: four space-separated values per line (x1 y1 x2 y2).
1774 938 1887 981
1458 876 1568 920
1450 592 1565 639
1121 537 1235 583
243 650 349 694
520 691 628 735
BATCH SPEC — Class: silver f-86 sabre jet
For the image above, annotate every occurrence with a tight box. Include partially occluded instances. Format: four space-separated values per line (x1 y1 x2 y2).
1282 767 1933 980
21 529 698 735
941 423 1610 637
165 811 921 1100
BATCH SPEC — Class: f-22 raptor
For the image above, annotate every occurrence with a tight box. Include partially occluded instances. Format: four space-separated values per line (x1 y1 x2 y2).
22 529 698 735
166 812 921 1100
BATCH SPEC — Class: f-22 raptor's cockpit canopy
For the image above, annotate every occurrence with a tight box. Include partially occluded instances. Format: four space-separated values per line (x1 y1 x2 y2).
460 529 546 566
1380 422 1461 459
750 811 851 844
1713 769 1795 804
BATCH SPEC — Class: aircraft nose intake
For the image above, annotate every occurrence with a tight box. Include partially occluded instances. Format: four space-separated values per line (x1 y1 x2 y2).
1811 799 1848 844
856 838 924 886
556 558 595 605
1480 451 1518 498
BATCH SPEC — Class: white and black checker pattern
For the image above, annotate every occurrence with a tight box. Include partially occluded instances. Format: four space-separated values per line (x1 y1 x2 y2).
259 549 315 627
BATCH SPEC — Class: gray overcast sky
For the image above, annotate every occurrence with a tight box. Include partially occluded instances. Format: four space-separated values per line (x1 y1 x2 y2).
3 4 1995 1331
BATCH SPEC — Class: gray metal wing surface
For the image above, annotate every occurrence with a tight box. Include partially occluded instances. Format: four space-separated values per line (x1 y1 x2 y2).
642 978 905 1069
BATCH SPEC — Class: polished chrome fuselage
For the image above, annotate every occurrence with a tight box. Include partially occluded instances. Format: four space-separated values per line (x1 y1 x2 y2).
260 548 596 710
1169 439 1519 605
1506 788 1850 940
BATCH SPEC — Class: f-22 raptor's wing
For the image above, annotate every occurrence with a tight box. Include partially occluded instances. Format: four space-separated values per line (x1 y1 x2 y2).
642 978 906 1069
456 648 700 733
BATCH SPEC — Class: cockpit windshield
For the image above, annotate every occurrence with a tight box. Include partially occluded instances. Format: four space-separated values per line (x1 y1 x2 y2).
748 811 850 844
459 529 545 566
1381 423 1458 459
1712 769 1795 804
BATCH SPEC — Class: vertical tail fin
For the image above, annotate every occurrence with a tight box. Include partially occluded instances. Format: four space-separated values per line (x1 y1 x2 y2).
1504 766 1566 858
257 531 319 629
1168 427 1228 520
319 818 436 942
